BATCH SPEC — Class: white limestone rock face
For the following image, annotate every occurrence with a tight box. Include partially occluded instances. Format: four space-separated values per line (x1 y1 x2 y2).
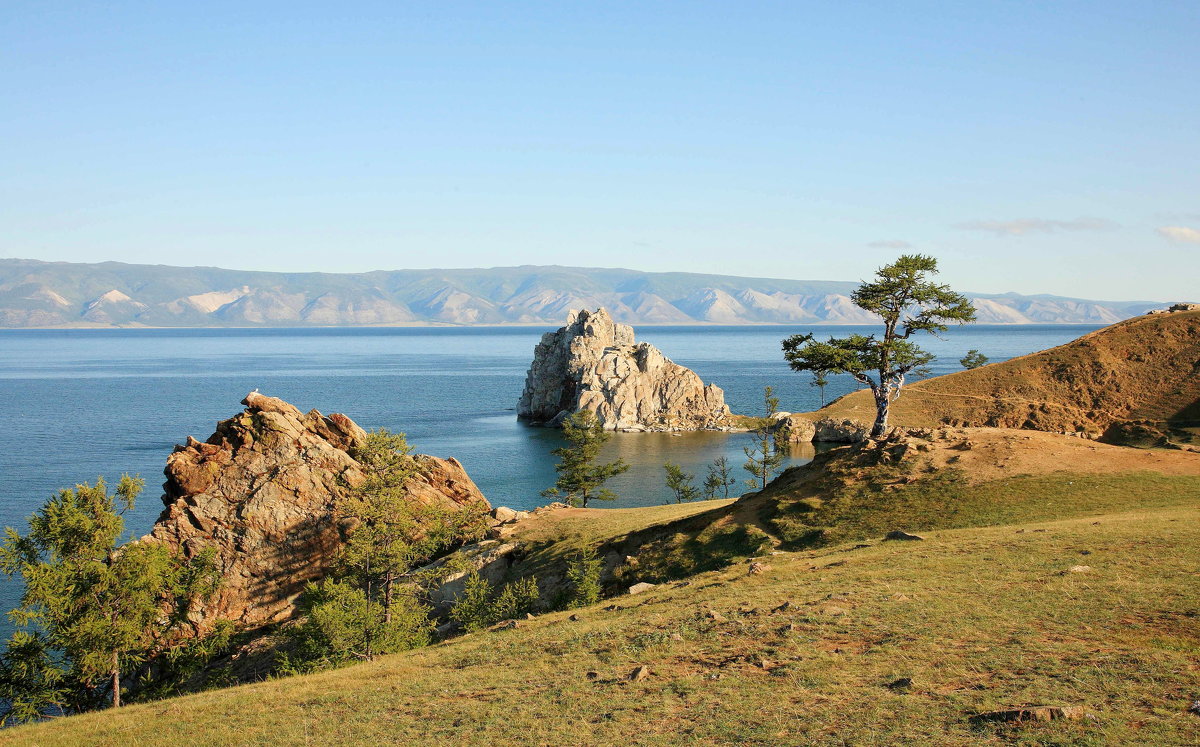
517 308 730 431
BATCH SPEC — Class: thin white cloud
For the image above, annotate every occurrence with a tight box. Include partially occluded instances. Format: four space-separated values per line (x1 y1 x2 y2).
868 239 913 249
1157 226 1200 244
955 217 1117 237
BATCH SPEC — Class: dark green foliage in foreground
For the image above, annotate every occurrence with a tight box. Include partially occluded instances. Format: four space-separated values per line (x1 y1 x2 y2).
291 428 485 668
450 572 541 633
341 430 487 631
564 547 602 608
0 476 218 721
542 410 630 507
279 579 433 674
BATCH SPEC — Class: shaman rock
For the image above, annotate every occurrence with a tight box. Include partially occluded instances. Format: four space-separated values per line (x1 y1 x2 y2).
145 392 489 634
517 308 730 430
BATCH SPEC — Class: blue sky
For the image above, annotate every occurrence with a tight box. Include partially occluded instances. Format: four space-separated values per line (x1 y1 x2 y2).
2 1 1197 301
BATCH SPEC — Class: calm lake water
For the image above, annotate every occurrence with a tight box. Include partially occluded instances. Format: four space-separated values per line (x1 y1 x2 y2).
0 323 1099 630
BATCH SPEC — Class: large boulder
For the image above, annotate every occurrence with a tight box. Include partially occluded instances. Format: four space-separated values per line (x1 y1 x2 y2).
773 413 817 443
813 417 871 443
145 392 490 634
517 308 730 430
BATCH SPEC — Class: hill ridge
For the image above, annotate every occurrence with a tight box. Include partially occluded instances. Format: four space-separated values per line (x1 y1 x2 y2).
0 257 1168 328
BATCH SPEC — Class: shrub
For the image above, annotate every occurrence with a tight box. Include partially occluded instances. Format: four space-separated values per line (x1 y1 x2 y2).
565 547 602 608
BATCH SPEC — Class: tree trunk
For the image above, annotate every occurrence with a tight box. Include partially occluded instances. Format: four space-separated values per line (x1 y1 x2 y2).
110 650 121 708
364 559 373 662
871 388 890 438
384 572 393 624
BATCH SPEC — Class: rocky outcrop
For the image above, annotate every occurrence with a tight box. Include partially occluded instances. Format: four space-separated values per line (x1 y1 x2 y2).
145 392 489 634
517 308 730 430
772 413 817 443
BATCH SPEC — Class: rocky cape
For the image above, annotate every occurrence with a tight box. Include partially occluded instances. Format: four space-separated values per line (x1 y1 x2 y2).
804 307 1200 447
144 392 491 634
517 308 731 431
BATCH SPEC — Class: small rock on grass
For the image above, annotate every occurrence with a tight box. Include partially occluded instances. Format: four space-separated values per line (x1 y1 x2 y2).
628 582 657 595
568 614 580 621
706 610 728 622
669 632 683 642
884 530 925 541
968 706 1090 724
628 665 651 682
1066 565 1092 574
748 561 771 575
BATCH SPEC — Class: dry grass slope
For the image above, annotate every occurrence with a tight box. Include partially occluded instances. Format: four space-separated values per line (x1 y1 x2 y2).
810 309 1200 446
7 506 1198 746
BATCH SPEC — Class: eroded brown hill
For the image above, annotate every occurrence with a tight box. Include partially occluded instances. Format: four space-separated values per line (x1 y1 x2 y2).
809 309 1200 445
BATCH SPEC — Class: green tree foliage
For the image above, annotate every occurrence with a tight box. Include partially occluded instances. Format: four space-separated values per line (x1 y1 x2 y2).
743 387 787 490
663 462 700 503
542 410 630 507
282 578 432 672
703 456 736 499
564 547 602 608
449 572 540 633
0 476 217 721
337 429 487 660
782 255 976 437
960 349 989 369
811 369 831 407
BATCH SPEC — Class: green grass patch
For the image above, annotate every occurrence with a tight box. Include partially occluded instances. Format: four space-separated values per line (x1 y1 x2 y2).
768 470 1200 550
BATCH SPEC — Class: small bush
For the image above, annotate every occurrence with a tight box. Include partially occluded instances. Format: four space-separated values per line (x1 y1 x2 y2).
450 572 540 633
282 579 432 672
565 547 602 608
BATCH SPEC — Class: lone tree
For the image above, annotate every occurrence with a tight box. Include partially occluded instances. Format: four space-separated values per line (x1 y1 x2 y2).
542 410 629 507
783 255 975 438
663 462 700 503
960 349 989 370
743 386 786 490
0 476 217 720
810 369 831 407
335 429 486 660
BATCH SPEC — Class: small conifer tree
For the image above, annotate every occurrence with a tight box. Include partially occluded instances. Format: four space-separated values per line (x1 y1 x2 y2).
703 456 736 499
0 476 217 719
663 462 700 503
743 387 786 490
542 410 629 507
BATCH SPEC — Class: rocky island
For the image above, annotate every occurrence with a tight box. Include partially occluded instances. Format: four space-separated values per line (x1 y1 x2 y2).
517 308 731 431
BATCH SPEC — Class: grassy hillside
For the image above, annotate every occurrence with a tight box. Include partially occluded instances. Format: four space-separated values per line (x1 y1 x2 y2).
8 506 1198 745
811 309 1200 447
7 430 1200 745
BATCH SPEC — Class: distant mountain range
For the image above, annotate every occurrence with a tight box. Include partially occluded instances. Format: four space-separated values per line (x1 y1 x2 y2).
0 258 1165 327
